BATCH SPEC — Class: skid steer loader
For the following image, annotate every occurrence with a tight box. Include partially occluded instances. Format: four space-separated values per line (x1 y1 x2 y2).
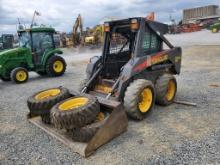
27 17 181 157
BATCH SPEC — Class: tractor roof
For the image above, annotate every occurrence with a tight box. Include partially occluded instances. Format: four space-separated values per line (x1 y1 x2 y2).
18 27 55 33
105 17 168 35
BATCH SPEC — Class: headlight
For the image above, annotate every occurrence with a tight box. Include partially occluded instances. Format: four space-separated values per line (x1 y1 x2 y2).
104 23 110 32
130 19 139 30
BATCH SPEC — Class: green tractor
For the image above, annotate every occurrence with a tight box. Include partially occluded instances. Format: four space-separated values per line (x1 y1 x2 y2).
0 27 66 83
210 22 220 33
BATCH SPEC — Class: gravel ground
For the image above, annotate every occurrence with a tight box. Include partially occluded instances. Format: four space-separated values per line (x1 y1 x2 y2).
0 31 220 164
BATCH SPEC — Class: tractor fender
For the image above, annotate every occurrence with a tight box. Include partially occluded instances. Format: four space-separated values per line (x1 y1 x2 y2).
0 47 33 78
42 49 63 65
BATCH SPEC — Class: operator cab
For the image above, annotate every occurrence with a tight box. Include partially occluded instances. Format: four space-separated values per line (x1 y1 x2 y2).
101 18 137 79
18 27 56 65
90 17 170 95
101 17 167 79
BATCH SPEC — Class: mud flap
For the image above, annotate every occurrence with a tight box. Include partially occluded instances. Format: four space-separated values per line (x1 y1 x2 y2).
28 96 128 157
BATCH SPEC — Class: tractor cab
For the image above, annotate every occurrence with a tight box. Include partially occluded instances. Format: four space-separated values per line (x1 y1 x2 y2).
18 27 56 65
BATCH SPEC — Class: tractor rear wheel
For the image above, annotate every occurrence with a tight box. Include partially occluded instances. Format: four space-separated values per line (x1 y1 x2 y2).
27 87 70 124
155 74 177 106
67 112 109 142
51 94 100 130
46 56 66 77
212 28 219 33
10 67 29 84
124 79 155 120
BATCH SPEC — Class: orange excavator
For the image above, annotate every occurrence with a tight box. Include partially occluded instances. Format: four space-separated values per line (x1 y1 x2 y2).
146 12 155 21
72 14 84 46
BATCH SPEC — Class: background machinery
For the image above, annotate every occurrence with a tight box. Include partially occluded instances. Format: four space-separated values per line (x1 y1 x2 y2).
210 22 220 33
72 14 84 46
0 34 14 51
0 26 66 83
27 17 181 156
146 12 155 21
84 25 104 47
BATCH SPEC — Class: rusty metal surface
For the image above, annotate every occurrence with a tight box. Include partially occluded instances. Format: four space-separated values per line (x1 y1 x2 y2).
85 103 128 157
28 101 128 157
97 97 121 108
28 116 88 156
89 91 117 101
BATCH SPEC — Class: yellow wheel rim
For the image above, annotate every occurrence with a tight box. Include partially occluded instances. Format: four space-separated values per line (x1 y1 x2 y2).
53 61 64 73
138 88 153 113
16 71 27 82
212 28 218 33
166 80 176 101
35 89 61 100
58 97 88 111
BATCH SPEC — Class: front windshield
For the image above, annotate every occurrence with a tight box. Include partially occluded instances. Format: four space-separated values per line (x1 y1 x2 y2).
32 32 54 52
18 32 31 48
107 26 135 55
109 33 129 54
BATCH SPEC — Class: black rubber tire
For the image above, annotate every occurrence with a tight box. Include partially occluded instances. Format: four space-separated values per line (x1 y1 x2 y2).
155 74 177 106
41 114 51 124
46 56 66 77
124 79 155 120
37 71 47 76
10 67 29 84
212 28 219 33
67 112 109 142
51 94 100 130
27 87 70 117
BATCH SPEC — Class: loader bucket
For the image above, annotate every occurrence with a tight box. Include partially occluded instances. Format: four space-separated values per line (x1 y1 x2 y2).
28 93 128 157
85 97 128 156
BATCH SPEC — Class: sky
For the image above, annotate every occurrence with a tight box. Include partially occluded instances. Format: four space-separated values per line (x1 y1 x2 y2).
0 0 220 34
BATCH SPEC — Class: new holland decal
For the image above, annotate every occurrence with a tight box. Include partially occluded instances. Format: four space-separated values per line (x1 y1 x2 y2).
134 53 168 72
151 54 168 65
